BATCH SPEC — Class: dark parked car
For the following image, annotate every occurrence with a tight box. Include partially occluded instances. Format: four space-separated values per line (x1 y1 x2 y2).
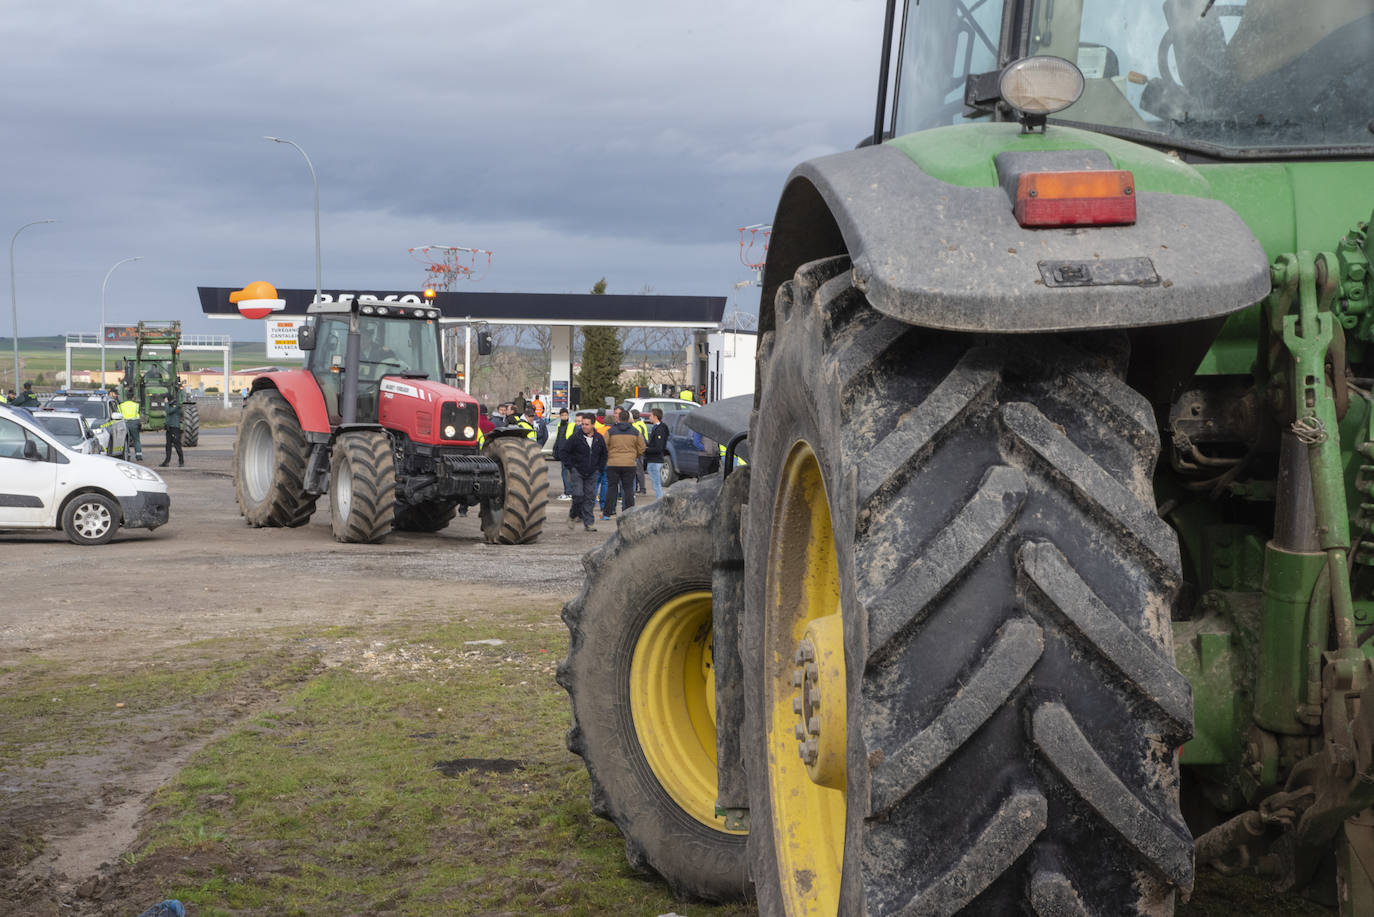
660 411 719 486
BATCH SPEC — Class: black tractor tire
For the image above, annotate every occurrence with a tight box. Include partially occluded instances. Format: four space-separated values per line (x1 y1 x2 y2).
742 255 1193 916
234 390 317 528
479 435 549 544
393 499 459 533
61 492 120 545
181 402 200 447
329 430 397 544
558 475 750 902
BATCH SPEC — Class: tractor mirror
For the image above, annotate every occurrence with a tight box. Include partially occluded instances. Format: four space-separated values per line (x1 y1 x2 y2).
296 324 317 351
476 330 493 356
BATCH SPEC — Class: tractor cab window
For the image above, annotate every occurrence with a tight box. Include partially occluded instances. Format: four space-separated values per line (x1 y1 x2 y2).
309 315 444 425
893 0 1007 134
1028 0 1374 155
356 316 442 382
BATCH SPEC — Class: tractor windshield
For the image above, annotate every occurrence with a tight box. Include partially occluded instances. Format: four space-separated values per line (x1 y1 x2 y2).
894 0 1374 157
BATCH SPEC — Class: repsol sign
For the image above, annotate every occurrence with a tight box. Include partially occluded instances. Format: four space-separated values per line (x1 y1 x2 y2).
315 293 425 305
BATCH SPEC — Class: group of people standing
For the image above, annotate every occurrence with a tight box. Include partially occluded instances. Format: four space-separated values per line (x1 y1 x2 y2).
550 407 669 532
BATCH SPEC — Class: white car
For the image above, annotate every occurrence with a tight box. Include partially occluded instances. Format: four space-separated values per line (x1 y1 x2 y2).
0 405 170 545
30 409 103 455
620 397 700 418
43 390 130 457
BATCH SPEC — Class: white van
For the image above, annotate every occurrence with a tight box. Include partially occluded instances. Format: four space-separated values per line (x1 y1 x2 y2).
0 405 169 545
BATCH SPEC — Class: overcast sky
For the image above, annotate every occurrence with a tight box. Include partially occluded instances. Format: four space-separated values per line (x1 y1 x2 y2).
4 0 885 342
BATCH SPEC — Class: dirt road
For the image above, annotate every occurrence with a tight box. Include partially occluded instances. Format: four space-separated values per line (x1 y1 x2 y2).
1 428 591 667
0 427 595 909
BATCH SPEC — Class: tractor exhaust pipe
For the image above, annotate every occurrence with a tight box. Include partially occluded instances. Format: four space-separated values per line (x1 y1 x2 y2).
342 326 361 425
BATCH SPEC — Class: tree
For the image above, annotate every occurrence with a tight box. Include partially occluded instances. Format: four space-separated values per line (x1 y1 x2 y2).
577 278 626 410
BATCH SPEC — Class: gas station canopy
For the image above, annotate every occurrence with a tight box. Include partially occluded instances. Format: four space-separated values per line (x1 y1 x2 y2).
198 287 726 328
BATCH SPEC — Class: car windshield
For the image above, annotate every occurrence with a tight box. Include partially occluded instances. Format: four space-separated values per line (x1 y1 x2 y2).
895 0 1374 156
49 399 106 423
34 414 85 446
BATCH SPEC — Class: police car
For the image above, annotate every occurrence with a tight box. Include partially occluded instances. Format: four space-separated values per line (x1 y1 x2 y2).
43 390 130 457
0 404 169 545
30 408 103 455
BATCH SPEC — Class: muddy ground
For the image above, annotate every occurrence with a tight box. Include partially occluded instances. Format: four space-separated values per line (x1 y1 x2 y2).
0 426 596 910
0 426 1328 916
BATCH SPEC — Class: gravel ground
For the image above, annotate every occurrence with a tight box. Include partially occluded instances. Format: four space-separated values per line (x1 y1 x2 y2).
0 426 596 667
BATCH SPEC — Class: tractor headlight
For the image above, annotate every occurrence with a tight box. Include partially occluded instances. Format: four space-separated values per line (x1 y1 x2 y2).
443 424 458 439
463 426 475 439
361 305 375 315
999 56 1084 116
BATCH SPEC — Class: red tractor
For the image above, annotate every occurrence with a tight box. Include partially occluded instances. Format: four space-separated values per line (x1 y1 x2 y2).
233 295 547 544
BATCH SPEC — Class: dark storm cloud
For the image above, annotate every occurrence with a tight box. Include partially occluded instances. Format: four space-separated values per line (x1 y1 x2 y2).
3 0 882 338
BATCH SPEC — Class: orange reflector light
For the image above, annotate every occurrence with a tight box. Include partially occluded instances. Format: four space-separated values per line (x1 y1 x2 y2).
1014 169 1136 227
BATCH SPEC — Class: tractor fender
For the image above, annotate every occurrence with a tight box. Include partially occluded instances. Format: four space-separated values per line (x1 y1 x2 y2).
249 370 330 435
759 142 1271 337
485 426 536 443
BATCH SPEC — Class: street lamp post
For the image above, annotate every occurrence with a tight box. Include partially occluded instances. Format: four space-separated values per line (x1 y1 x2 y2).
264 136 321 305
100 257 143 387
10 218 56 393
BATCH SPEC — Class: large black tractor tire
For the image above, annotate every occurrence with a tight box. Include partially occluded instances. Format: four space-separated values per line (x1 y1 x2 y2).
329 430 397 544
393 499 459 533
181 402 200 447
558 475 750 902
742 256 1194 916
234 390 317 528
479 435 549 544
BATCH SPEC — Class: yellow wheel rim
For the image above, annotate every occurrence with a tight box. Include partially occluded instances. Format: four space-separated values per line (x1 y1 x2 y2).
630 591 746 834
765 441 846 915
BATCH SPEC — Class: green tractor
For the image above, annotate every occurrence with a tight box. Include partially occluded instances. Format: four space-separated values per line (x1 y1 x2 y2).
118 320 200 447
559 0 1374 914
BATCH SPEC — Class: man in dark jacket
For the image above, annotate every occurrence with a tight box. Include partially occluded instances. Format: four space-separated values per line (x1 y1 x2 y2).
643 407 669 499
563 413 607 532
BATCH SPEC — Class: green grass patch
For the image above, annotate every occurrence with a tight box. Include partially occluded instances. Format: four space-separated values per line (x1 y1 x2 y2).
101 619 754 916
0 645 317 769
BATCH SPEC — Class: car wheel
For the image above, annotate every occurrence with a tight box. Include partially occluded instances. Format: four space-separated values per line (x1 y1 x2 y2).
661 457 679 487
61 493 120 545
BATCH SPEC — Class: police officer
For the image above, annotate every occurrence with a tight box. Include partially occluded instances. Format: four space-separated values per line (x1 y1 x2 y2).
118 392 143 460
630 409 650 494
12 382 39 409
159 391 184 467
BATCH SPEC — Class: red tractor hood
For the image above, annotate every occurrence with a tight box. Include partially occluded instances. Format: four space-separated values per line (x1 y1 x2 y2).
379 376 474 406
379 376 481 446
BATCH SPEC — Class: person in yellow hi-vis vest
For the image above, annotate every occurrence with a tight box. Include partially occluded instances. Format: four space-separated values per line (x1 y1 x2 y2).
720 441 748 469
679 388 693 402
631 410 650 495
118 394 143 460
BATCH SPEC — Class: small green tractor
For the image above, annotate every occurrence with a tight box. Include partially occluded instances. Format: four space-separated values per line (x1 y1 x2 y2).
559 1 1374 914
118 320 200 447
